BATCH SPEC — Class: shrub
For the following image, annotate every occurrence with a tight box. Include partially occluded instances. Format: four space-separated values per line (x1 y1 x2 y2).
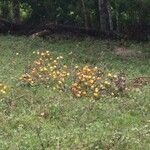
71 66 126 98
20 51 70 90
20 51 127 98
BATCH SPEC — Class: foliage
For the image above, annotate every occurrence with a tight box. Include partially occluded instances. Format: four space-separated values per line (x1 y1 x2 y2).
0 0 149 39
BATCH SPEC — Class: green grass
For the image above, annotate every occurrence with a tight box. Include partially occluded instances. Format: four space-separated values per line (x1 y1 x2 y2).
0 35 150 150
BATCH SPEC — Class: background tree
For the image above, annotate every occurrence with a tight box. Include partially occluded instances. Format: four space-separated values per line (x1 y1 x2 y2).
0 0 149 40
98 0 113 34
12 0 20 23
1 0 9 18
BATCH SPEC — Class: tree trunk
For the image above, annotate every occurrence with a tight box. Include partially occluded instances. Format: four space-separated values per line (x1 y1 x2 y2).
12 0 20 23
1 0 9 19
114 0 119 32
81 0 88 31
98 0 113 34
115 11 119 32
107 0 113 31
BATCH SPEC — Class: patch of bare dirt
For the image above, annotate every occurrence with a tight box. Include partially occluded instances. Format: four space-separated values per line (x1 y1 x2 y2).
130 77 150 88
113 47 142 57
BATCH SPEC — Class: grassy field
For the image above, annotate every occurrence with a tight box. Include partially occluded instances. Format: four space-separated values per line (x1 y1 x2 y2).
0 35 150 150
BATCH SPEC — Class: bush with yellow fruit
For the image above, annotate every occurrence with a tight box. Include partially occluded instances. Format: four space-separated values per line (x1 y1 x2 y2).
20 51 70 90
20 51 127 99
71 66 122 98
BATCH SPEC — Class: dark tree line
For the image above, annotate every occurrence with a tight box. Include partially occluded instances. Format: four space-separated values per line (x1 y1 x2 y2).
0 0 149 40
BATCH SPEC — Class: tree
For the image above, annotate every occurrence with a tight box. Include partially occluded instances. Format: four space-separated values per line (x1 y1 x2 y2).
0 0 149 40
81 0 88 30
1 0 9 18
12 0 20 23
98 0 113 34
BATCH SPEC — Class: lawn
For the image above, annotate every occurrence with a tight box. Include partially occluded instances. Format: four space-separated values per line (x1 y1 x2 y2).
0 35 150 150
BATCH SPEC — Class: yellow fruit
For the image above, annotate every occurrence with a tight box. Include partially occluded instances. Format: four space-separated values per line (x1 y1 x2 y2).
108 73 112 77
73 83 78 86
75 65 79 69
104 81 110 85
63 65 67 68
91 85 95 89
58 81 62 84
82 91 87 95
76 94 81 97
95 88 99 93
94 67 98 70
111 92 114 96
43 67 47 71
41 53 44 56
53 87 56 90
97 77 101 80
113 75 117 78
3 85 7 89
92 76 96 79
93 93 99 97
85 82 88 85
89 80 94 84
88 76 92 79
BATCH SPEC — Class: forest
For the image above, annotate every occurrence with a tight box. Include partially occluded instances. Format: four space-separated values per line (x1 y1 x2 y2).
0 0 150 40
